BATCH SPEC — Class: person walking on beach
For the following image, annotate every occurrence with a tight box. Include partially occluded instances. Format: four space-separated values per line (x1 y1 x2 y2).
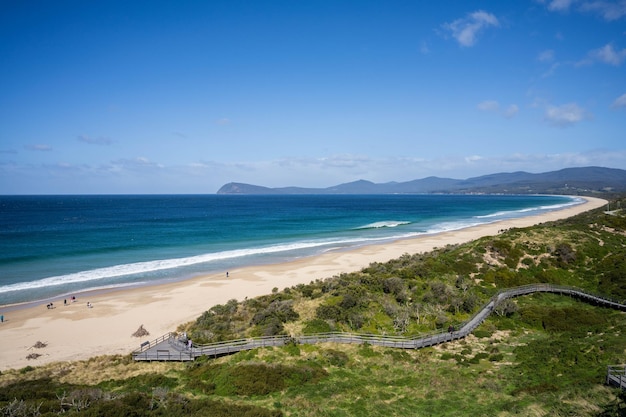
1 314 4 323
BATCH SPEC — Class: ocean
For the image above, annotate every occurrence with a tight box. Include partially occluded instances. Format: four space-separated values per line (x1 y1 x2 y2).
0 194 581 306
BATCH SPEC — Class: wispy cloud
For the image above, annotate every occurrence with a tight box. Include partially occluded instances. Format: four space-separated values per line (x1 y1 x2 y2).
537 0 626 20
77 135 114 145
503 104 520 118
442 10 500 47
477 100 519 118
540 0 577 12
580 0 626 20
477 100 500 111
4 149 625 194
215 118 232 125
537 49 555 62
612 93 626 108
110 157 165 172
541 62 561 78
589 43 626 66
544 102 591 127
25 144 52 151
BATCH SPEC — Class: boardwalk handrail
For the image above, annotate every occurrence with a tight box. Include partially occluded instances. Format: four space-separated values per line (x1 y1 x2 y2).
134 332 172 353
607 365 626 389
132 284 626 362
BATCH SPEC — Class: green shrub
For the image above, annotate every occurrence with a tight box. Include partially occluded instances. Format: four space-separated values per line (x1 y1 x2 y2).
473 330 492 338
302 318 332 334
384 349 412 362
358 343 380 358
470 352 489 363
207 362 328 396
322 349 350 367
18 365 34 374
283 342 300 357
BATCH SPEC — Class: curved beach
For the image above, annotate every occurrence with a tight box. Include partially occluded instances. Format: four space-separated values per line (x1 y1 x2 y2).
0 196 607 371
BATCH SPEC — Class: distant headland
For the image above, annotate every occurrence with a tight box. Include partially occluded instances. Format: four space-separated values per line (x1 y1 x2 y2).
217 166 626 195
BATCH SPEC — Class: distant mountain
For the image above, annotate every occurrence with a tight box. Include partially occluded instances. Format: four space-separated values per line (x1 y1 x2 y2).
217 166 626 195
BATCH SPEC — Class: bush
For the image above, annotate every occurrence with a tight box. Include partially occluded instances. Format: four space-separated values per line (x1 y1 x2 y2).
302 318 332 334
223 363 328 396
322 349 349 367
473 330 492 339
489 353 504 362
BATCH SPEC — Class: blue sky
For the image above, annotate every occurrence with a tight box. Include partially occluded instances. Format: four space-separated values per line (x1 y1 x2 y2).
1 0 625 194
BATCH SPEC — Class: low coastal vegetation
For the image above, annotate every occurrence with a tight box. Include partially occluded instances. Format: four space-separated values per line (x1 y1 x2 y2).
2 197 626 416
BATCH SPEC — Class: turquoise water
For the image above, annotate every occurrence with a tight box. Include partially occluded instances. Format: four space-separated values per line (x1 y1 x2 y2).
0 194 580 305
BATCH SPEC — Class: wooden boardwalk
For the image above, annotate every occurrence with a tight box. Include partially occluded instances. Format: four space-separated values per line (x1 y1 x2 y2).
132 283 626 388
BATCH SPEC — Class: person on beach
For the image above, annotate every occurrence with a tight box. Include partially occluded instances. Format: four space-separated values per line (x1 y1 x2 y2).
226 271 229 278
87 302 93 308
1 314 4 323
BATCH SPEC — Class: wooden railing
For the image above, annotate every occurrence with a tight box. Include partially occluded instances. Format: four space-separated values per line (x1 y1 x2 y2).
607 366 626 389
132 283 626 388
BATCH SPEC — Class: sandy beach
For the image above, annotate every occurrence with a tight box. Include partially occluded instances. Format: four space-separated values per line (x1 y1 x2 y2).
0 196 607 371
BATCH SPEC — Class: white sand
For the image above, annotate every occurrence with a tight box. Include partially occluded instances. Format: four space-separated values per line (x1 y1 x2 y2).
0 196 607 371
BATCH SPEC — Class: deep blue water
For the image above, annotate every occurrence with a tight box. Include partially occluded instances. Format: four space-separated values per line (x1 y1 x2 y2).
0 194 580 306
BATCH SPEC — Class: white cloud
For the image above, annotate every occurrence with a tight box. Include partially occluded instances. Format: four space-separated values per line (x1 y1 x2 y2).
541 62 560 78
4 149 626 194
537 49 555 62
25 144 52 151
464 155 484 163
590 43 626 66
544 103 591 127
580 0 626 20
77 135 113 145
504 104 520 118
546 0 577 11
477 100 500 111
111 157 165 171
612 93 626 108
442 10 500 47
478 100 519 118
538 0 626 20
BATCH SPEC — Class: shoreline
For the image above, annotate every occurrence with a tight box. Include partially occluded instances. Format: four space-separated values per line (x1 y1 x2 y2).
0 196 607 371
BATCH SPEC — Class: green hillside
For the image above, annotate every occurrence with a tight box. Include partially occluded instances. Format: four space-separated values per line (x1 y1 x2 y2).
2 197 626 416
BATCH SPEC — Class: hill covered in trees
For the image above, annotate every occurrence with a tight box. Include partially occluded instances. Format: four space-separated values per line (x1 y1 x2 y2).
218 166 626 195
1 196 626 416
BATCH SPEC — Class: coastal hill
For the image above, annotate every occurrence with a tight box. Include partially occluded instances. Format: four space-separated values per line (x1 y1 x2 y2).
217 166 626 195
